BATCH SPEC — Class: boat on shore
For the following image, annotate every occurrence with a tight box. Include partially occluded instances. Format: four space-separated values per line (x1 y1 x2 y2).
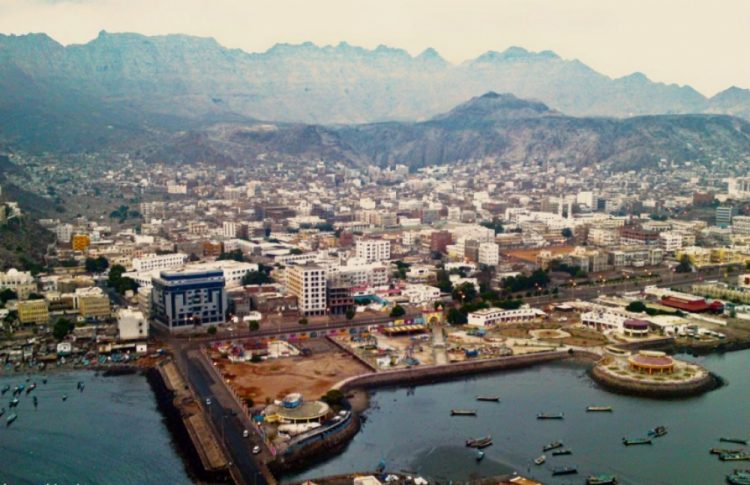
534 454 546 465
727 469 750 485
6 413 17 426
552 448 572 456
552 466 578 476
476 395 500 402
623 437 653 446
587 474 618 485
543 440 564 451
648 426 668 438
451 409 477 416
722 438 750 445
586 406 613 412
712 448 744 455
465 436 493 448
720 452 750 462
537 412 564 420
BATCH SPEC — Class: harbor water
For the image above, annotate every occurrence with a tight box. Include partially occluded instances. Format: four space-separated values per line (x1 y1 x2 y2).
0 370 191 484
286 351 750 484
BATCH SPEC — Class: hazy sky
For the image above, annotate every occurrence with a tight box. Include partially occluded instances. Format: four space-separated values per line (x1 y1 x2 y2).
1 0 748 96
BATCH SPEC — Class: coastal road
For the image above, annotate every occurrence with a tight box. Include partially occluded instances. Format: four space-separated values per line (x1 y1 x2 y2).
180 348 270 485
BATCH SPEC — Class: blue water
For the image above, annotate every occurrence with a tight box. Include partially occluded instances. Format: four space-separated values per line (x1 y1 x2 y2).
287 351 750 485
0 370 191 484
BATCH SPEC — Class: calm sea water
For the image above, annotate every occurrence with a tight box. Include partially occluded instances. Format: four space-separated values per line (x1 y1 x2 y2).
286 351 750 485
0 370 191 484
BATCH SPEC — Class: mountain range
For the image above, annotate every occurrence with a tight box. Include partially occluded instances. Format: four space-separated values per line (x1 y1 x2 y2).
2 31 750 170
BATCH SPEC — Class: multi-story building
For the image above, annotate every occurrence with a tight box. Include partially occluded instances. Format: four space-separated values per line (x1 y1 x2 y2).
327 284 353 316
728 177 750 199
733 216 750 236
328 261 389 288
609 247 664 267
151 269 227 331
54 223 73 244
467 306 546 327
355 239 391 263
659 232 684 253
478 242 499 266
187 260 259 288
117 308 148 340
430 230 452 253
131 253 188 272
71 234 91 252
222 221 238 238
286 264 327 316
588 227 620 247
17 299 49 325
0 268 36 299
716 206 734 227
619 226 660 246
79 293 111 320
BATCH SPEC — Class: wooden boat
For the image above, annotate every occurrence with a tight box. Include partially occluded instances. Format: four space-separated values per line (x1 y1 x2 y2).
721 452 750 462
476 396 500 402
33 396 38 408
62 395 67 402
552 466 578 476
543 440 564 451
534 454 546 465
552 448 573 456
0 407 4 417
586 406 613 412
6 413 17 426
9 398 19 408
451 409 477 416
587 475 618 485
722 438 750 445
727 469 750 485
712 448 743 455
537 412 564 420
466 436 493 448
25 383 36 395
647 426 667 438
475 450 485 462
1 385 9 395
623 437 653 446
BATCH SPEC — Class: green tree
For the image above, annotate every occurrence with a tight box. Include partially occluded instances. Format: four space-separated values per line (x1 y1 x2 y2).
207 325 217 335
452 282 478 303
298 317 308 325
675 255 692 273
446 307 468 325
626 301 648 313
561 228 573 238
434 269 453 293
217 249 244 262
241 270 273 285
321 389 344 406
248 320 260 331
389 305 406 318
53 317 75 341
0 288 17 304
85 256 109 273
345 308 356 320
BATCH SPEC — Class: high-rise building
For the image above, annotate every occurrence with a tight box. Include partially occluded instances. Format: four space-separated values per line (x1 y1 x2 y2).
716 206 735 228
355 239 391 263
286 264 327 316
151 269 227 331
478 242 500 266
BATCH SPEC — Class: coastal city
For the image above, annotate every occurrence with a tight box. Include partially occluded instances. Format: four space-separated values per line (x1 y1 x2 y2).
4 144 750 484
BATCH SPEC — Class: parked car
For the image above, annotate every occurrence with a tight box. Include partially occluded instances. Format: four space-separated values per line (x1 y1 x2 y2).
205 398 212 406
252 445 261 454
243 429 249 438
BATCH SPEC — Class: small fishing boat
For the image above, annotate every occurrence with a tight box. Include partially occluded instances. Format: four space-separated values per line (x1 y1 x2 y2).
647 426 667 438
537 413 564 420
721 452 750 462
587 474 618 485
0 407 5 417
712 448 743 455
722 438 750 445
451 409 477 416
727 469 750 485
6 413 17 426
466 436 493 448
543 440 564 451
586 406 613 412
32 396 38 408
77 381 85 392
9 398 19 408
42 377 47 385
25 383 36 395
623 437 653 446
62 395 67 402
1 385 9 395
552 466 578 476
476 395 500 402
552 448 572 456
534 454 546 465
475 450 485 462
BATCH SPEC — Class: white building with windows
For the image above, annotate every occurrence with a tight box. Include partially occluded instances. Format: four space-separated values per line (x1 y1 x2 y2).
478 242 499 266
401 284 441 305
467 306 546 327
286 264 327 316
733 216 750 236
659 232 684 252
0 268 36 299
355 239 391 263
117 308 148 340
132 253 188 272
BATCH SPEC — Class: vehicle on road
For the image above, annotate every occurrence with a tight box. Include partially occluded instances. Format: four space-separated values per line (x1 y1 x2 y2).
243 429 249 438
252 445 261 454
206 398 212 406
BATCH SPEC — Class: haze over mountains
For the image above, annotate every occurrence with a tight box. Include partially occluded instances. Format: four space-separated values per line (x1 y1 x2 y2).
2 31 750 170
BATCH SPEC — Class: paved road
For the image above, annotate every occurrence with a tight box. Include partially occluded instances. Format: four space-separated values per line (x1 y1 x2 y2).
179 346 269 485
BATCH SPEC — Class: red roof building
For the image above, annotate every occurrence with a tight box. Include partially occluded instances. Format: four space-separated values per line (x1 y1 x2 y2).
660 295 710 313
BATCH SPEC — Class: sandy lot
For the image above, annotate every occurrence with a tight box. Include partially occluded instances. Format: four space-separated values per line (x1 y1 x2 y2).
217 348 371 405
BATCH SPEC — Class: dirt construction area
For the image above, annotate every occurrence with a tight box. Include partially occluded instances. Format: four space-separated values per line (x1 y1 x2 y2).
216 339 371 405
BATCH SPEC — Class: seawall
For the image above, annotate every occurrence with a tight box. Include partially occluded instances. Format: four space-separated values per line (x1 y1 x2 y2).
589 363 720 398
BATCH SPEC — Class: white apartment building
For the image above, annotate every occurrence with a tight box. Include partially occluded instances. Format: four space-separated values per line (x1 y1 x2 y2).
478 242 500 266
117 308 148 340
401 284 441 305
132 253 188 272
187 260 259 288
467 306 546 327
0 268 36 299
588 227 620 247
659 232 684 252
733 216 750 236
286 264 327 316
356 239 391 263
222 221 238 238
328 260 389 288
54 223 73 243
166 182 187 194
728 177 750 199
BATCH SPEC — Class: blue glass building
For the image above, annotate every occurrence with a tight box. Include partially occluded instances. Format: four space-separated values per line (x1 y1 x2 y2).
151 269 227 331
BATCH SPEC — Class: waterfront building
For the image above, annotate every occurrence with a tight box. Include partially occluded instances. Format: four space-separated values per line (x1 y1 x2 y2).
627 351 675 375
17 299 49 325
467 305 546 327
151 269 227 331
117 308 148 340
286 264 327 316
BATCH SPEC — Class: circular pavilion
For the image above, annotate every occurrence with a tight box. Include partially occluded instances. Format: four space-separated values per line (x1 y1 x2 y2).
627 351 675 375
623 319 650 338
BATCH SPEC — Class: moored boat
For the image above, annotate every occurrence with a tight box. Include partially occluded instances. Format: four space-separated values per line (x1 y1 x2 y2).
6 413 17 426
33 396 38 408
727 469 750 485
623 437 653 446
0 407 4 417
476 395 500 402
9 398 19 408
723 438 750 445
552 448 572 456
586 406 613 412
552 466 578 476
1 385 9 395
648 426 667 438
537 412 564 420
713 448 744 455
721 452 750 462
543 440 564 451
466 436 493 448
475 450 485 462
587 474 618 485
451 409 477 416
62 395 67 402
534 454 546 465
